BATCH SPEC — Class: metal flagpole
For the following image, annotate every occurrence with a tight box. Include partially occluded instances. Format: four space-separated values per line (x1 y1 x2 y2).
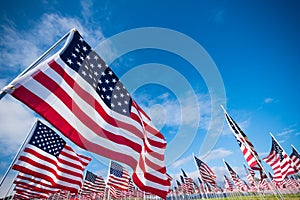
0 120 38 188
220 105 285 200
0 29 73 101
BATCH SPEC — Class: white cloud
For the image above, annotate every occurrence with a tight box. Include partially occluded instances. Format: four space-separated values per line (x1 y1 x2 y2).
277 128 295 136
137 92 211 130
170 155 193 169
0 12 104 77
199 148 233 162
264 98 274 104
0 96 36 156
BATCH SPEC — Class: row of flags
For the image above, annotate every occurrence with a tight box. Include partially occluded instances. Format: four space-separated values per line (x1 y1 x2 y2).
1 28 300 199
168 107 300 197
8 120 141 199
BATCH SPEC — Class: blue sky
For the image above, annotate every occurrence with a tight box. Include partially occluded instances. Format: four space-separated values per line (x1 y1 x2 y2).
0 0 300 196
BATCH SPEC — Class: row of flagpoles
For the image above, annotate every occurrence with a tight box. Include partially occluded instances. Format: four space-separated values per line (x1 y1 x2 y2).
4 116 299 199
0 28 299 199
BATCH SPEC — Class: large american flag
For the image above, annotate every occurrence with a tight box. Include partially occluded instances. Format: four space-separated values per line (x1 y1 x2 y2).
222 108 263 173
290 146 300 171
4 29 170 198
194 156 216 186
263 136 296 183
80 171 106 195
107 161 130 191
12 120 91 193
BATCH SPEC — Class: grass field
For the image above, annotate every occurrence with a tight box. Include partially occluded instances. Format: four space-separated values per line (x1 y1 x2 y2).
210 194 300 200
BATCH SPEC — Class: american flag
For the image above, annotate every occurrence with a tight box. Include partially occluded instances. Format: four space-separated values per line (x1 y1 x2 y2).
197 177 205 193
181 169 194 194
290 146 300 171
14 184 50 199
263 136 296 183
12 120 91 193
194 156 216 186
224 161 245 190
80 171 106 195
224 175 234 192
4 29 170 199
222 108 263 173
243 164 255 186
13 172 59 194
107 161 130 191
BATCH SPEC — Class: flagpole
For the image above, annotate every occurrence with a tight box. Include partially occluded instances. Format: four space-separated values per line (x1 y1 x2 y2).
291 144 299 154
220 105 285 200
0 120 38 188
0 29 73 101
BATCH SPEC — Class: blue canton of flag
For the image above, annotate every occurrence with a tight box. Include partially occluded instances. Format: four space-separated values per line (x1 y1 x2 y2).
60 32 132 116
28 121 66 158
107 161 130 191
110 161 124 177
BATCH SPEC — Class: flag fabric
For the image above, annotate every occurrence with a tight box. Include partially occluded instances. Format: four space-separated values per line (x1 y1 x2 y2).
224 175 234 192
14 185 50 199
181 169 194 194
244 164 255 186
222 108 263 173
13 172 60 194
224 161 245 190
197 177 205 193
107 161 130 191
290 146 300 171
81 171 106 195
12 120 91 193
263 136 296 183
4 29 170 198
194 156 216 186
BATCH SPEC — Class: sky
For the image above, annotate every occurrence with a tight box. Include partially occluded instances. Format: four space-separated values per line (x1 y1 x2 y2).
0 0 300 197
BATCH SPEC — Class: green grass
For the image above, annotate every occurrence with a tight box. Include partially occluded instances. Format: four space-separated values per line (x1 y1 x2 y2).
209 193 300 200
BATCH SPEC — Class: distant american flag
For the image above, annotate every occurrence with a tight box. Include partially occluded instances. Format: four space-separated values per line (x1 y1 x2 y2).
244 164 255 186
290 146 300 171
107 161 130 191
181 169 194 194
224 175 234 191
81 171 106 195
12 120 91 193
194 156 216 186
5 29 170 198
224 161 245 190
263 136 296 183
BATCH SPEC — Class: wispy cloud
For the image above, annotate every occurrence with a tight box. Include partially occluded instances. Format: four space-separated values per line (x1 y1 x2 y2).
264 98 275 104
277 128 296 136
170 155 193 169
0 96 36 156
0 11 104 82
136 91 211 130
199 148 233 162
